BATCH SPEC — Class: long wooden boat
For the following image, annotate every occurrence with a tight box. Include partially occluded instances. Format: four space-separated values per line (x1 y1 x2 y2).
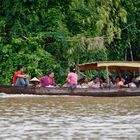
0 85 140 97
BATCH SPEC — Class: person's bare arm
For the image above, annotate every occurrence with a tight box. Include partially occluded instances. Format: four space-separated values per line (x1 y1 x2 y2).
120 84 128 88
17 74 29 78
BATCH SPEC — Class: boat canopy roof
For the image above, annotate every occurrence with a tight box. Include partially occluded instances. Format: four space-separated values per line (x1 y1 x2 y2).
78 61 140 71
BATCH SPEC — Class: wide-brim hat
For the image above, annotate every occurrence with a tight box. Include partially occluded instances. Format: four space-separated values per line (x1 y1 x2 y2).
30 77 40 82
136 76 140 81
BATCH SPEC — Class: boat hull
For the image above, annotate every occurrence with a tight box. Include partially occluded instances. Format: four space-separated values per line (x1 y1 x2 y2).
0 85 140 97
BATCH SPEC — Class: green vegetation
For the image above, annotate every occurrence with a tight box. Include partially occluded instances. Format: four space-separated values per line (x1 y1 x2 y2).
0 0 140 84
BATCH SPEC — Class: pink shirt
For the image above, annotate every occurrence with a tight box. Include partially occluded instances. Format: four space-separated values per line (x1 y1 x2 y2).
68 72 78 85
40 76 55 87
116 81 124 86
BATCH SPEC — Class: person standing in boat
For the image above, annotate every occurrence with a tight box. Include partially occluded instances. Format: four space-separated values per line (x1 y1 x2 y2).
65 66 78 88
12 65 29 86
40 71 55 87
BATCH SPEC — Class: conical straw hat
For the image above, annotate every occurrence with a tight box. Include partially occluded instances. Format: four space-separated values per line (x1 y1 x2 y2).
30 77 40 82
136 76 140 81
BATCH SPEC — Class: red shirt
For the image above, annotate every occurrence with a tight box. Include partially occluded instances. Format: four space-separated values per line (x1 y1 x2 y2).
12 71 25 84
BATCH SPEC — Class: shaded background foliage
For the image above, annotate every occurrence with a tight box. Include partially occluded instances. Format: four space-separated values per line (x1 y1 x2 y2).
0 0 140 84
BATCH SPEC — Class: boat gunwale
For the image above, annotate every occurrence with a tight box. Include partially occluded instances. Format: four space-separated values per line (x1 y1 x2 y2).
0 85 140 97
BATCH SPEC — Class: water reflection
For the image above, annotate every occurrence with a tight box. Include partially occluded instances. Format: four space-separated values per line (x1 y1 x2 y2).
0 96 140 140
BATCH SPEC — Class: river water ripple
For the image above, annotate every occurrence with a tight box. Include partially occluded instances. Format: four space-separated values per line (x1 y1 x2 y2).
0 95 140 140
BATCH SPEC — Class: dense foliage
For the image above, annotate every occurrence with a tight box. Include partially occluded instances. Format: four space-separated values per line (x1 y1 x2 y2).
0 0 140 84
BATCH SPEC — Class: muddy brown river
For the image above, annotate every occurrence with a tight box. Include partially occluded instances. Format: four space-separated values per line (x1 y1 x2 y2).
0 94 140 140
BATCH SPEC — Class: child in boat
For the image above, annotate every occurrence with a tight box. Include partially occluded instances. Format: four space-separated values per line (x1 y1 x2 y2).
40 71 55 87
88 76 100 89
12 65 29 86
64 66 78 88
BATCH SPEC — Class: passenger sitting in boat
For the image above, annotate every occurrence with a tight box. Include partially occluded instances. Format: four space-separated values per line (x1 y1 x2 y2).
79 76 89 88
114 76 128 88
100 77 112 88
30 77 41 87
135 76 140 87
128 77 137 88
65 66 78 88
40 71 55 87
100 76 106 88
12 65 29 86
88 76 100 89
104 78 114 88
